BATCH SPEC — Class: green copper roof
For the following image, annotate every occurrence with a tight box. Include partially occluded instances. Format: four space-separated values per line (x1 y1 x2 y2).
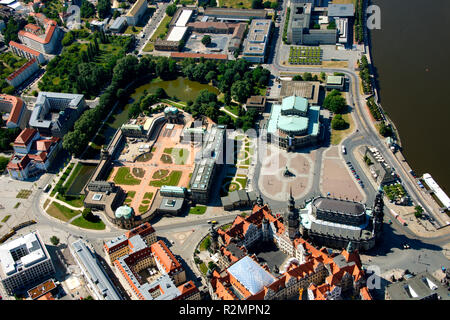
164 106 179 114
115 205 134 219
267 97 320 137
281 95 308 113
278 115 309 134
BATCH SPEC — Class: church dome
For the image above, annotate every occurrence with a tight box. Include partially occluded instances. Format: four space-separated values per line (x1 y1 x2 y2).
115 205 134 219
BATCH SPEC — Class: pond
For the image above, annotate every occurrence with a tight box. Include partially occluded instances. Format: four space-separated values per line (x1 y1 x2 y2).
100 77 219 149
132 76 220 102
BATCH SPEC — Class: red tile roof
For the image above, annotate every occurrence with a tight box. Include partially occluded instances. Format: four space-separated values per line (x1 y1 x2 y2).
14 128 38 146
9 41 42 58
7 58 38 81
7 154 31 170
175 281 199 300
150 240 183 275
19 19 57 45
0 94 24 126
125 222 155 239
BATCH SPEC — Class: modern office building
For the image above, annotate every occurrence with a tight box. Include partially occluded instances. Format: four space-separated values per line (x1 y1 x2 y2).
125 0 148 26
70 239 122 300
7 128 61 180
189 125 226 204
0 94 28 128
264 95 321 151
6 58 39 88
9 41 46 64
287 2 337 45
0 231 55 295
242 19 271 63
29 92 86 137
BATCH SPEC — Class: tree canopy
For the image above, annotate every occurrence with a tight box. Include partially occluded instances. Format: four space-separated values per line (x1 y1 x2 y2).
323 90 347 114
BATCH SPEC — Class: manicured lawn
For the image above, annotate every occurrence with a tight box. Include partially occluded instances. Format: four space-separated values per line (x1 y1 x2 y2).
171 148 189 165
152 169 169 179
235 178 248 189
113 167 142 185
189 205 207 215
64 163 82 188
199 236 211 251
163 148 173 154
199 262 208 275
124 26 143 35
149 171 182 187
224 104 240 117
151 14 171 41
1 215 10 223
14 202 20 209
143 192 154 200
71 216 105 230
46 202 81 222
139 205 149 213
56 193 85 208
330 109 354 145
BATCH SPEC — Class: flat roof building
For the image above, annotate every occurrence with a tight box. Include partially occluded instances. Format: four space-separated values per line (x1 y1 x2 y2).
71 239 122 300
385 271 450 300
326 75 345 91
242 19 271 63
280 80 320 105
327 4 354 17
29 91 86 137
0 231 55 295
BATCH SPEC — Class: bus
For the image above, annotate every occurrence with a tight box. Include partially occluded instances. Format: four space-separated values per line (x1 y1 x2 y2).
341 145 346 154
43 184 51 193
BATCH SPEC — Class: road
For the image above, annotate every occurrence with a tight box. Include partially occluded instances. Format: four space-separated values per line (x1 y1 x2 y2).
137 2 171 55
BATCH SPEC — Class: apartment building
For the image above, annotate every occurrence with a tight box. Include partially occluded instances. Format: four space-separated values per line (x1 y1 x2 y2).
0 94 28 129
18 13 61 54
242 19 271 63
6 58 39 88
9 41 46 64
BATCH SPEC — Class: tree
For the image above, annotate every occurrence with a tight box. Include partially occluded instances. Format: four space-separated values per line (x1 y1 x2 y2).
320 72 326 81
97 0 111 19
251 0 262 9
379 122 393 137
166 4 177 16
231 80 251 103
50 236 60 246
331 114 348 130
327 20 336 29
292 75 302 81
62 131 88 156
303 72 313 81
323 90 347 114
414 205 424 218
82 208 95 222
80 0 96 18
0 156 9 172
201 35 212 46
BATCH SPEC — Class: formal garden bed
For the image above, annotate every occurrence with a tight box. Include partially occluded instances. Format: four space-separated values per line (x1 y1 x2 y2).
113 167 142 185
149 170 182 187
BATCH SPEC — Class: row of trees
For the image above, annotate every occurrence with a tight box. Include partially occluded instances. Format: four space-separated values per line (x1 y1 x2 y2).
0 127 21 152
252 0 278 9
63 55 152 156
355 0 364 43
358 55 373 94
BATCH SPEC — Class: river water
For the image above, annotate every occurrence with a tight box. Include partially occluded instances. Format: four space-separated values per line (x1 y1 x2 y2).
370 0 450 192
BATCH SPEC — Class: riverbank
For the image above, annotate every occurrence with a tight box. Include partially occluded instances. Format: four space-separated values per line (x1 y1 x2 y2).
363 0 449 222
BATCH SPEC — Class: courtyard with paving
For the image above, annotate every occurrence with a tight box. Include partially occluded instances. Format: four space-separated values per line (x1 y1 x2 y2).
107 122 201 215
